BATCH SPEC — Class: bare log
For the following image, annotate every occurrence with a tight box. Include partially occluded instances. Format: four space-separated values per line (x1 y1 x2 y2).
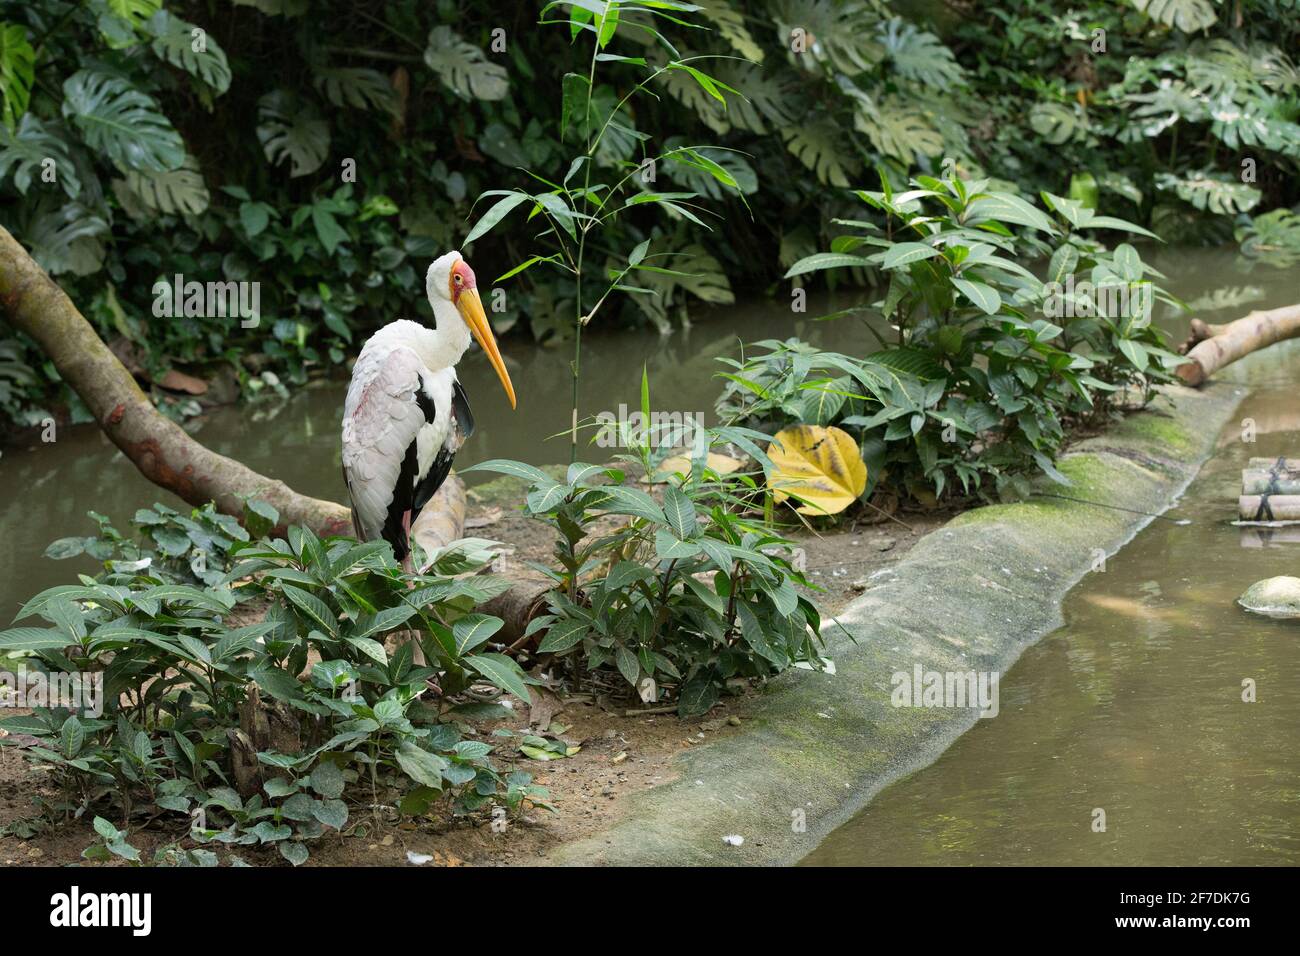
1178 318 1232 354
1240 495 1300 522
1176 303 1300 386
483 574 553 648
0 224 464 547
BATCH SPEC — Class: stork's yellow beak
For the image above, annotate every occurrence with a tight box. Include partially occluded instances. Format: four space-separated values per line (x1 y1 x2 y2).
456 286 516 408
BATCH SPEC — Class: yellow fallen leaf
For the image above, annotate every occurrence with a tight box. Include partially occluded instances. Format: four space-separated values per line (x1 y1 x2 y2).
653 451 743 481
766 424 867 515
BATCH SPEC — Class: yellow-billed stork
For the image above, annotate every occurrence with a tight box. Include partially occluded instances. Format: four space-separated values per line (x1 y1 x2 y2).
341 252 515 572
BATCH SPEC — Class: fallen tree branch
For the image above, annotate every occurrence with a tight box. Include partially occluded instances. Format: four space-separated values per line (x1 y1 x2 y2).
0 224 462 549
1176 303 1300 386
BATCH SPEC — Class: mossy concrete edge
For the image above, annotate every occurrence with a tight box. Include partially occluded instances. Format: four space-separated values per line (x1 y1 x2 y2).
545 383 1246 866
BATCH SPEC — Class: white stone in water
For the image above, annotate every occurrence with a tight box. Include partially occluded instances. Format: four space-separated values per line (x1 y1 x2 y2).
1238 576 1300 619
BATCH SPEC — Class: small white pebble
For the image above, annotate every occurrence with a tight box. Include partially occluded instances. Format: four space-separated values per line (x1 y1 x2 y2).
722 834 744 846
406 851 434 865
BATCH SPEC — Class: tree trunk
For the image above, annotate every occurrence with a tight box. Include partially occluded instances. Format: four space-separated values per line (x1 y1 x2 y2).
0 224 463 547
1176 303 1300 386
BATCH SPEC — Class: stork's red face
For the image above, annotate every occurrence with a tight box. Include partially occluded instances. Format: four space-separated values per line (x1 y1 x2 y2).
448 260 477 304
449 258 516 409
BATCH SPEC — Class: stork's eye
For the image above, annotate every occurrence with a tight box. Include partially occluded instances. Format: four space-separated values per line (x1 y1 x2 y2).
454 273 463 285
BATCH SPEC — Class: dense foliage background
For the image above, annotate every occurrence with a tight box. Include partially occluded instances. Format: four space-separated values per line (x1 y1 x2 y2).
1 0 1298 428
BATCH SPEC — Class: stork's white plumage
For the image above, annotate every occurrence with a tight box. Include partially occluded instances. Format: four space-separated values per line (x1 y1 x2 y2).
342 251 515 567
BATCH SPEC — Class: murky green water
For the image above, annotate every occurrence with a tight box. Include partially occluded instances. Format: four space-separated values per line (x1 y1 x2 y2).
803 378 1300 866
0 290 881 608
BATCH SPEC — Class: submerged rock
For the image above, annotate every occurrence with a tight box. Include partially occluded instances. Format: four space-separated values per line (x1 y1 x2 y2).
1238 576 1300 618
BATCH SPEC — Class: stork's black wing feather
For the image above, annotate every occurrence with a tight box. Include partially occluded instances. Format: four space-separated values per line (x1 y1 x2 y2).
452 378 474 439
382 440 420 563
383 377 474 563
413 446 454 516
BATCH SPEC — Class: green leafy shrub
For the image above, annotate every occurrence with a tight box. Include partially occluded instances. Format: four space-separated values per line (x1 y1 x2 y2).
732 169 1183 500
1 506 546 865
44 501 270 586
466 378 827 716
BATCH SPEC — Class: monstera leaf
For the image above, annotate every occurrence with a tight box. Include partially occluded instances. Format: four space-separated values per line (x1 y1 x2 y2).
423 26 507 101
1125 80 1206 138
119 154 210 216
1131 0 1217 33
629 238 734 332
61 70 184 173
0 22 35 130
145 11 232 94
773 0 883 75
700 2 763 62
313 67 399 117
1156 171 1261 215
0 114 80 197
257 90 329 177
717 62 799 134
852 94 945 164
783 120 859 188
20 196 109 276
104 0 161 28
1030 101 1088 145
767 425 868 516
878 18 963 90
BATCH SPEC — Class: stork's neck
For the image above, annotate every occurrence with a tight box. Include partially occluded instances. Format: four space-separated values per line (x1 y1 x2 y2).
408 299 471 371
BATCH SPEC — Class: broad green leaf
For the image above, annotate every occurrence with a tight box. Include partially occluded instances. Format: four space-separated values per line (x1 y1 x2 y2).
464 192 531 245
256 89 328 177
423 26 508 100
965 194 1056 234
62 70 185 173
121 153 209 216
452 613 502 656
783 253 873 278
146 11 231 94
951 278 1001 315
0 23 36 130
281 584 338 636
465 652 530 702
879 242 940 269
536 618 588 654
662 486 698 539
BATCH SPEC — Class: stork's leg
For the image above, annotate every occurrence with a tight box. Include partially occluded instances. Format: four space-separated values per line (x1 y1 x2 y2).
401 555 428 670
399 512 441 698
400 509 427 668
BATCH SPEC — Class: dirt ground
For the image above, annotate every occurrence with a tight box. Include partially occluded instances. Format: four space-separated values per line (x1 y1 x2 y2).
0 495 946 867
